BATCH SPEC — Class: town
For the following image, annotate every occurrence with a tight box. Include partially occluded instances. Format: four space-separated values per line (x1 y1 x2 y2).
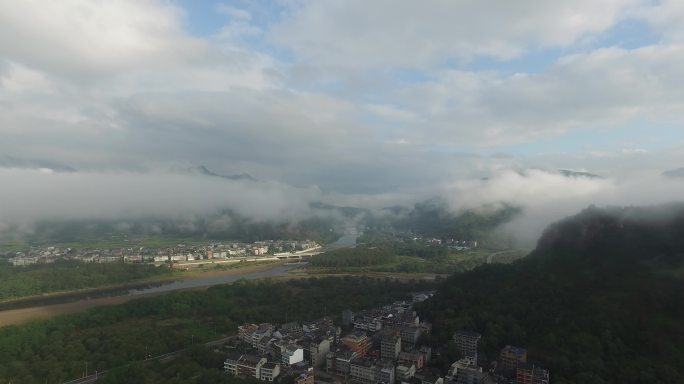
222 293 550 384
1 239 322 267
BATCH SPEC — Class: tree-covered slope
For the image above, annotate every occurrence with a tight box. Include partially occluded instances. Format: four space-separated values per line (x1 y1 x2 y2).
416 204 684 384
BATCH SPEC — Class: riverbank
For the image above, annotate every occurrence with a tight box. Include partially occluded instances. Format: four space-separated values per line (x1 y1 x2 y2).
0 260 280 309
0 261 289 327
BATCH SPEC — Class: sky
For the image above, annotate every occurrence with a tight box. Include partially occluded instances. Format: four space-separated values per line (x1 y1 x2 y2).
2 0 684 236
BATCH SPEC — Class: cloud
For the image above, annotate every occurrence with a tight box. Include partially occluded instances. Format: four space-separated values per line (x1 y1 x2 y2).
270 0 636 69
1 0 684 246
382 43 684 146
0 0 206 79
432 169 684 246
0 168 320 226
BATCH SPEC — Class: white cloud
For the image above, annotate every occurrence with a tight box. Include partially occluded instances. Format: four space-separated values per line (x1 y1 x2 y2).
383 43 684 146
271 0 637 69
0 0 206 79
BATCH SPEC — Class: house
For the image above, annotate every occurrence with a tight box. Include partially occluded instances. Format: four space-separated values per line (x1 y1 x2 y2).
237 355 267 379
295 368 315 384
342 310 355 326
396 364 416 382
238 324 258 343
398 351 425 370
377 360 395 384
499 346 527 370
453 331 481 362
327 349 357 376
256 335 275 354
308 336 331 367
260 362 280 382
350 358 377 384
381 334 402 360
516 363 549 384
224 352 243 376
282 344 305 366
252 323 274 348
446 357 482 384
342 331 371 357
400 326 422 349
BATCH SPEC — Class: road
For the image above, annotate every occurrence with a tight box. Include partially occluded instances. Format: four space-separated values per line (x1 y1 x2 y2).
486 249 525 264
62 335 237 383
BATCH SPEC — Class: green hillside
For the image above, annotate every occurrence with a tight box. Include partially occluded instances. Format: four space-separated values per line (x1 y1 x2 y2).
417 204 684 383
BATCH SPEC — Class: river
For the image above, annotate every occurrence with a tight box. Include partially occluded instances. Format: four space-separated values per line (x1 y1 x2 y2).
128 263 304 295
0 230 361 326
0 264 302 316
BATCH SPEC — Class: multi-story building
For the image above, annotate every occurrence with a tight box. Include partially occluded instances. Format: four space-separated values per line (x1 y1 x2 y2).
398 351 425 370
342 331 371 357
326 349 357 376
350 358 377 384
446 357 483 384
354 312 383 332
256 335 274 354
401 326 422 349
252 323 274 348
260 362 280 382
500 346 527 370
377 360 395 384
236 355 267 379
238 324 258 343
419 346 432 363
342 310 355 327
224 353 243 376
309 336 331 367
396 363 416 382
453 331 481 361
282 344 305 366
280 322 303 338
516 363 549 384
381 334 401 360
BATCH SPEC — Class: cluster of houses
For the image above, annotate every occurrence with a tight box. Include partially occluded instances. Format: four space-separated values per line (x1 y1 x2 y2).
223 291 549 384
1 240 320 266
447 332 549 384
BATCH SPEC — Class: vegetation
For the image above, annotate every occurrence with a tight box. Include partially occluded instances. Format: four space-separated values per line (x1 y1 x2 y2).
417 204 684 383
309 239 500 274
0 211 342 252
0 276 433 383
0 260 172 302
389 199 521 240
98 345 263 384
308 247 397 268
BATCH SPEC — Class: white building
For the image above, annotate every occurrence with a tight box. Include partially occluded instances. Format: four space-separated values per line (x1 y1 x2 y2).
281 344 304 366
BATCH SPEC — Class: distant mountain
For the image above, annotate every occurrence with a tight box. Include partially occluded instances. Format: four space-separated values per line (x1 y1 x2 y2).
0 208 344 248
392 198 521 240
191 165 257 181
557 168 603 179
0 156 76 172
417 204 684 383
308 202 368 218
663 167 684 178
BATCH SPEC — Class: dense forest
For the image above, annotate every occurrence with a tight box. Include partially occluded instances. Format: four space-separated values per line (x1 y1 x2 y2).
0 260 171 301
416 204 684 383
0 276 432 383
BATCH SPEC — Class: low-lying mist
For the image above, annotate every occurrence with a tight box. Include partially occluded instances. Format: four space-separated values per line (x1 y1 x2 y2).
2 167 684 247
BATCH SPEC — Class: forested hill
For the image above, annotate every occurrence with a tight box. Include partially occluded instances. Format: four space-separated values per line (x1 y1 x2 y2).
531 204 684 267
416 204 684 384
